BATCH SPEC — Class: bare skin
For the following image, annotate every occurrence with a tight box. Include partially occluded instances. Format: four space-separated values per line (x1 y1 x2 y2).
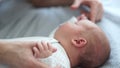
0 40 58 68
71 0 103 22
0 15 109 68
33 15 110 68
54 15 110 68
33 41 57 58
31 0 103 23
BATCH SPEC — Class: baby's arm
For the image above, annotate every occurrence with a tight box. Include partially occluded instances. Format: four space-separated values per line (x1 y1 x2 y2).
33 41 57 58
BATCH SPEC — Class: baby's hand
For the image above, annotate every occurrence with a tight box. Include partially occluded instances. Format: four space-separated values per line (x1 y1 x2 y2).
33 41 57 58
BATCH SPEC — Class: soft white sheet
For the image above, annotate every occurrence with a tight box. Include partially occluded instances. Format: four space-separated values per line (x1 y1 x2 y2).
0 0 120 68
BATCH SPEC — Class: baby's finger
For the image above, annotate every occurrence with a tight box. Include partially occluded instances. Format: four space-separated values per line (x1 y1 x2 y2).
48 42 57 53
41 41 48 50
33 46 40 58
37 42 44 52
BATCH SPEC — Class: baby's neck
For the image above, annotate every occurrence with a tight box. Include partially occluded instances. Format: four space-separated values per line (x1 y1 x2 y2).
54 35 80 67
58 40 80 67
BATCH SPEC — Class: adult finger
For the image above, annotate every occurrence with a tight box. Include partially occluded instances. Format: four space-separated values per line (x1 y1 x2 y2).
96 4 103 22
71 0 83 9
89 3 98 23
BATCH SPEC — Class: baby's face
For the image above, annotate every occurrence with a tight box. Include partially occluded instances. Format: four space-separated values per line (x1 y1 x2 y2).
55 16 99 38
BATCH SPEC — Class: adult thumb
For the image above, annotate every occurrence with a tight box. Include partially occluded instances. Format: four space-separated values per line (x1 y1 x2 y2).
71 0 82 9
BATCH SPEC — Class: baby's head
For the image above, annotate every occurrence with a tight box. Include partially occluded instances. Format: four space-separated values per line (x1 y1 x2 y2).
54 15 110 68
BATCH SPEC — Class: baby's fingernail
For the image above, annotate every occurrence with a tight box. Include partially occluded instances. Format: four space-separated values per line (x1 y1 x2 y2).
52 48 57 53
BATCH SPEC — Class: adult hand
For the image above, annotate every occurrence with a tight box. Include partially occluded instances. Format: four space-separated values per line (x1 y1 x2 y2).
71 0 103 23
0 40 56 68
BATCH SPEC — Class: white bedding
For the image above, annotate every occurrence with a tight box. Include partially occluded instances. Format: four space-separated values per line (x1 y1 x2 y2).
0 0 120 68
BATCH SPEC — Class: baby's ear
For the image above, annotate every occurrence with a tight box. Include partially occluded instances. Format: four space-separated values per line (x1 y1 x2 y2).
72 37 87 48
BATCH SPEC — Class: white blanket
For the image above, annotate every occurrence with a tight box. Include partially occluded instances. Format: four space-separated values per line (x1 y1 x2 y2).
0 0 120 68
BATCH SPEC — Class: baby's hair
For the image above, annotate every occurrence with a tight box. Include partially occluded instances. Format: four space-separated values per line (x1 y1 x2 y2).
78 23 110 68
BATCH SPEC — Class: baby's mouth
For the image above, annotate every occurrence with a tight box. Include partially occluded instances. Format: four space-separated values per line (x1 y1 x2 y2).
77 14 87 21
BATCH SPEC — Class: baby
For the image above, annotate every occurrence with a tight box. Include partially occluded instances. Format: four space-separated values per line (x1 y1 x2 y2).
32 15 110 68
